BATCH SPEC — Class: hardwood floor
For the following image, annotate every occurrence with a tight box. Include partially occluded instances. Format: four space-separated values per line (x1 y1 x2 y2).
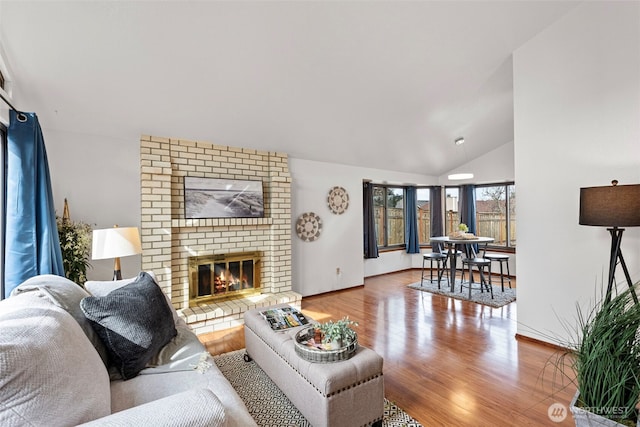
200 269 576 426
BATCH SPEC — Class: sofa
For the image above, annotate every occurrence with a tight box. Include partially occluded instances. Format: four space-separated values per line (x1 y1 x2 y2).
0 272 257 427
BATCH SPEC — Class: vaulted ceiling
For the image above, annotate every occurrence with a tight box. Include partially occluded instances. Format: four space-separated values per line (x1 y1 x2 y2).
0 1 579 175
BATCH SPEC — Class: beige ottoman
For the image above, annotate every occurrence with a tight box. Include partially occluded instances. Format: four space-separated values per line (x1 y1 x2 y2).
244 304 384 427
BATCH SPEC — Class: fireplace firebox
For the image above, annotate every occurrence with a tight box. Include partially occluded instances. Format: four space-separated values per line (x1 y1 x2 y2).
188 252 261 305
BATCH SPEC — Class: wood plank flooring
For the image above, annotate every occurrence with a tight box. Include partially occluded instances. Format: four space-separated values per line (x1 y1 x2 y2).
200 269 576 426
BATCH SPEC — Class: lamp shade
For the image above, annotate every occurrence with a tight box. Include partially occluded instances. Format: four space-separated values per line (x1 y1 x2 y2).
92 227 142 260
579 183 640 227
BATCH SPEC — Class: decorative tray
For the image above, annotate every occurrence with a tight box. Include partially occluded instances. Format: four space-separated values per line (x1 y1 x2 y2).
448 233 478 240
294 326 358 363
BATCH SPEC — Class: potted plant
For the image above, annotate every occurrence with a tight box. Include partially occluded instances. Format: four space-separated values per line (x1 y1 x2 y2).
56 199 93 285
554 282 640 426
316 317 358 350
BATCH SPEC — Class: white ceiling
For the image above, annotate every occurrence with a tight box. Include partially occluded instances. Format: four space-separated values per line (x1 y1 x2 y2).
0 1 579 175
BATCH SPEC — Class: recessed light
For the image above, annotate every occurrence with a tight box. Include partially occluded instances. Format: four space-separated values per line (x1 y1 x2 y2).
454 137 465 145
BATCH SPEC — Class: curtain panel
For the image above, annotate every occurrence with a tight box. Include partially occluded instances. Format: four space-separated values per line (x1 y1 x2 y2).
405 186 420 254
430 186 444 253
362 182 379 259
459 184 477 255
4 111 64 298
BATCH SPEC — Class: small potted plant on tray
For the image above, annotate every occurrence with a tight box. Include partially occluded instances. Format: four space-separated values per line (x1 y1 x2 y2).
295 317 359 362
316 317 358 349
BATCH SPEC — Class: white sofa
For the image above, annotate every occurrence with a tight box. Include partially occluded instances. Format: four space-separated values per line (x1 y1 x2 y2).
0 273 257 427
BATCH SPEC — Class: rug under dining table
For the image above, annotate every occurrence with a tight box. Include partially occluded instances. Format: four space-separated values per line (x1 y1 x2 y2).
407 279 516 308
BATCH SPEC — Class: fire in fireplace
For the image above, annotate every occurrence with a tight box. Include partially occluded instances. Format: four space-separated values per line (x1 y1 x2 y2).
189 252 261 304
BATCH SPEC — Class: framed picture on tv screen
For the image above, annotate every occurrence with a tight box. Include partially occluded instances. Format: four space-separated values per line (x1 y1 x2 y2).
184 177 264 219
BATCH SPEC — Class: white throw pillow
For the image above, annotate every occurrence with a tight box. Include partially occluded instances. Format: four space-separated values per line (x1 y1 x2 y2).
0 292 111 425
11 274 109 366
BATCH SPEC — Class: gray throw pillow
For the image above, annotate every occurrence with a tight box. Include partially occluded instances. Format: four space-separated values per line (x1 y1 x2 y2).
80 272 177 380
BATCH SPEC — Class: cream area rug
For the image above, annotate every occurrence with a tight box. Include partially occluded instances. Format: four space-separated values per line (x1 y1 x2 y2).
214 349 423 427
408 278 516 308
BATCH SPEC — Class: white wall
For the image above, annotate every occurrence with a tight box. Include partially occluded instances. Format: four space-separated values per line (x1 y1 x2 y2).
289 158 436 296
44 129 143 280
440 141 514 186
41 131 516 292
290 141 516 296
41 125 442 289
513 2 640 345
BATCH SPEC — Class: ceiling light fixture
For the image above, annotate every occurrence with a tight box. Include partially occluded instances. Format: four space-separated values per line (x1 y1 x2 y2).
448 137 473 180
447 173 474 180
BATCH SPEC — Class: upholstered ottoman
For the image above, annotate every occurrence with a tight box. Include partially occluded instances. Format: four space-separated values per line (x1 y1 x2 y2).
244 304 384 427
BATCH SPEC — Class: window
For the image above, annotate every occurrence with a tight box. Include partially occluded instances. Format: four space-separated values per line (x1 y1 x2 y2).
444 187 460 235
475 183 516 248
372 185 405 248
416 188 431 245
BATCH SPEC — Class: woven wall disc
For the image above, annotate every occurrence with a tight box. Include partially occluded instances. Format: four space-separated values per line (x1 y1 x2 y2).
296 212 322 242
327 186 349 214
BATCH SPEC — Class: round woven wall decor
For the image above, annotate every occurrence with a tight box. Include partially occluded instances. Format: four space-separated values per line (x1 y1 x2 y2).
327 186 349 214
296 212 322 242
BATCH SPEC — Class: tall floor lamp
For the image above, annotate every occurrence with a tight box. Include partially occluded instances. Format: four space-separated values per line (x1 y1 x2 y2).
92 226 142 280
579 180 640 305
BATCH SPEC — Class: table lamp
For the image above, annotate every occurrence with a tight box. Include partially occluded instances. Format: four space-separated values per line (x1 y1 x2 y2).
579 180 640 304
92 226 142 280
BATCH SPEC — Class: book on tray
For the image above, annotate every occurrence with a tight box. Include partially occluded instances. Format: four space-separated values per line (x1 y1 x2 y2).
261 306 310 331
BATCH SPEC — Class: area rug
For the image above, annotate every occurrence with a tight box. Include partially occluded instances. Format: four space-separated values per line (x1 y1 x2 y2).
407 279 516 308
214 349 423 427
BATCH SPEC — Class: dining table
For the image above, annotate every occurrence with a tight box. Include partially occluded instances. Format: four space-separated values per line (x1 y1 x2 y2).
429 235 495 292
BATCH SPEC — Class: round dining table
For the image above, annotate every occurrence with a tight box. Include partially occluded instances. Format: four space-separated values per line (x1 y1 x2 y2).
429 236 495 292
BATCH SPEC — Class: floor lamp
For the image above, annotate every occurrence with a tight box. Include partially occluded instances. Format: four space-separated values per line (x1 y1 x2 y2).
92 226 142 280
579 181 640 305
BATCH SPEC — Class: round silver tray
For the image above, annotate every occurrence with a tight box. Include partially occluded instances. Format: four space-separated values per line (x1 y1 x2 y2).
294 326 358 363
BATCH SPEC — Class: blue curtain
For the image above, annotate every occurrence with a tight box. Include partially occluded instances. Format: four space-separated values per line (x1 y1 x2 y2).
459 184 477 255
363 182 379 259
405 186 420 254
430 186 443 253
4 111 64 297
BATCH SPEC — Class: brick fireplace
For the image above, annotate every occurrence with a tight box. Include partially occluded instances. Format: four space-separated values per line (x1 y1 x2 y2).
140 135 301 335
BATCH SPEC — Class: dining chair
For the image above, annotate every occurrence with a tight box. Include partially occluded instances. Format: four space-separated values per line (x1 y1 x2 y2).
460 257 493 299
446 249 464 285
483 253 512 292
421 252 448 289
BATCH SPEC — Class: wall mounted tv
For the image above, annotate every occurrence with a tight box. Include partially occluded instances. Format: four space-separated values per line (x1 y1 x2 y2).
184 177 264 219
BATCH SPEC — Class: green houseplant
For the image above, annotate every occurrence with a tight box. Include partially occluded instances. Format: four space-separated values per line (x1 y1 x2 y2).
316 317 358 348
555 283 640 426
56 199 92 285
